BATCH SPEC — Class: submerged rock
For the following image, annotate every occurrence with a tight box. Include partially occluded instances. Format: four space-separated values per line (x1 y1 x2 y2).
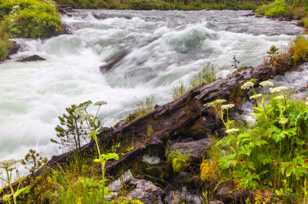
17 55 46 62
99 50 128 73
108 170 164 203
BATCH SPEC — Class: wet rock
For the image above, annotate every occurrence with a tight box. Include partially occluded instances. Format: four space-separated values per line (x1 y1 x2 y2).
8 41 21 57
17 55 46 62
216 183 250 203
142 155 161 165
165 187 202 204
169 138 212 160
108 170 164 204
99 50 128 73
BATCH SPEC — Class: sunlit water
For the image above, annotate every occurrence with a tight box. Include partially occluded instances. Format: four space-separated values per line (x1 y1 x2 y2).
0 10 304 160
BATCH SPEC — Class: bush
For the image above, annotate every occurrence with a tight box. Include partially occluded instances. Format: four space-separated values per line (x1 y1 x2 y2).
303 17 308 28
128 0 170 10
0 0 62 38
256 0 290 17
289 36 308 64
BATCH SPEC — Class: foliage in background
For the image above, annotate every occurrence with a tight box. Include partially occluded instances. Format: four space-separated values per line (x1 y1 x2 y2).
256 0 289 17
0 0 62 38
0 23 10 61
289 36 308 64
54 0 259 10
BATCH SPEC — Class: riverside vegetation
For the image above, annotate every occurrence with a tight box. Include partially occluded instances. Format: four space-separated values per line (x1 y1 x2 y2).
0 36 307 203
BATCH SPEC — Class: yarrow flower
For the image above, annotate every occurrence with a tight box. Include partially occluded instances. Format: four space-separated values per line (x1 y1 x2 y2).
0 160 18 170
221 104 235 110
206 99 227 107
225 128 240 134
241 81 255 90
260 80 274 88
249 94 263 100
270 86 289 94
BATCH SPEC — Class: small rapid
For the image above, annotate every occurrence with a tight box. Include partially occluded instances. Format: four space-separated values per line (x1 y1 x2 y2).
0 10 304 160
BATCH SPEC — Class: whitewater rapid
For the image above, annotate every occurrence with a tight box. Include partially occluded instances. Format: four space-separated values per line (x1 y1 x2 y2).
0 10 304 160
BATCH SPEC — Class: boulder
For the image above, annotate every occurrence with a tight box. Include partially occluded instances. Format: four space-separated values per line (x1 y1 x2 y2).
17 55 46 62
169 138 212 160
165 187 202 204
99 50 128 73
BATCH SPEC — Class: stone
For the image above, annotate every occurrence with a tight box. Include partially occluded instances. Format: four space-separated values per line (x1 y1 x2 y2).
169 138 212 160
17 55 46 62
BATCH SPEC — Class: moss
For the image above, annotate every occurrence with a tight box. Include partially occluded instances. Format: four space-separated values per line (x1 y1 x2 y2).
0 0 62 38
167 150 190 173
256 0 290 17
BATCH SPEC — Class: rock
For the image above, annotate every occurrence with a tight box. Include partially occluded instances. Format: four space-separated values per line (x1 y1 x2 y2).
8 41 21 57
169 138 212 160
17 55 46 62
108 170 164 204
142 155 161 165
165 187 202 204
99 50 128 73
216 183 250 203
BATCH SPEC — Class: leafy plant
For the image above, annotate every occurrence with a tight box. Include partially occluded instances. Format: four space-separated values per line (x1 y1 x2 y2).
51 100 102 154
212 83 308 202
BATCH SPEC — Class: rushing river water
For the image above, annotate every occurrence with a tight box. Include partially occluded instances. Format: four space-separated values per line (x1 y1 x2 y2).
0 10 304 160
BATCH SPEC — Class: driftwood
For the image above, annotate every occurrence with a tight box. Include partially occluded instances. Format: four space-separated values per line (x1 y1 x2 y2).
0 57 297 201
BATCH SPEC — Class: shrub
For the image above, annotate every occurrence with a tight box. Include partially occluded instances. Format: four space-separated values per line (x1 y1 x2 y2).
128 0 170 10
289 36 308 64
0 23 10 61
213 89 308 202
256 0 290 17
0 0 62 38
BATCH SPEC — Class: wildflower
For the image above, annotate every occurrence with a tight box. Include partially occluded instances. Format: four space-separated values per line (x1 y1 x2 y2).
221 104 235 110
200 160 217 182
0 160 18 170
269 86 289 94
225 128 240 134
260 80 274 88
249 93 262 100
241 81 255 90
94 101 107 106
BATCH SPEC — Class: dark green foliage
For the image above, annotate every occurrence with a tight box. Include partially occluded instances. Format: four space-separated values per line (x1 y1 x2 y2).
0 0 62 38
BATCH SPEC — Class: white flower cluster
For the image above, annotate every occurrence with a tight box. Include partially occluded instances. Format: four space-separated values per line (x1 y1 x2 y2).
269 86 289 94
260 80 274 88
241 81 255 90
